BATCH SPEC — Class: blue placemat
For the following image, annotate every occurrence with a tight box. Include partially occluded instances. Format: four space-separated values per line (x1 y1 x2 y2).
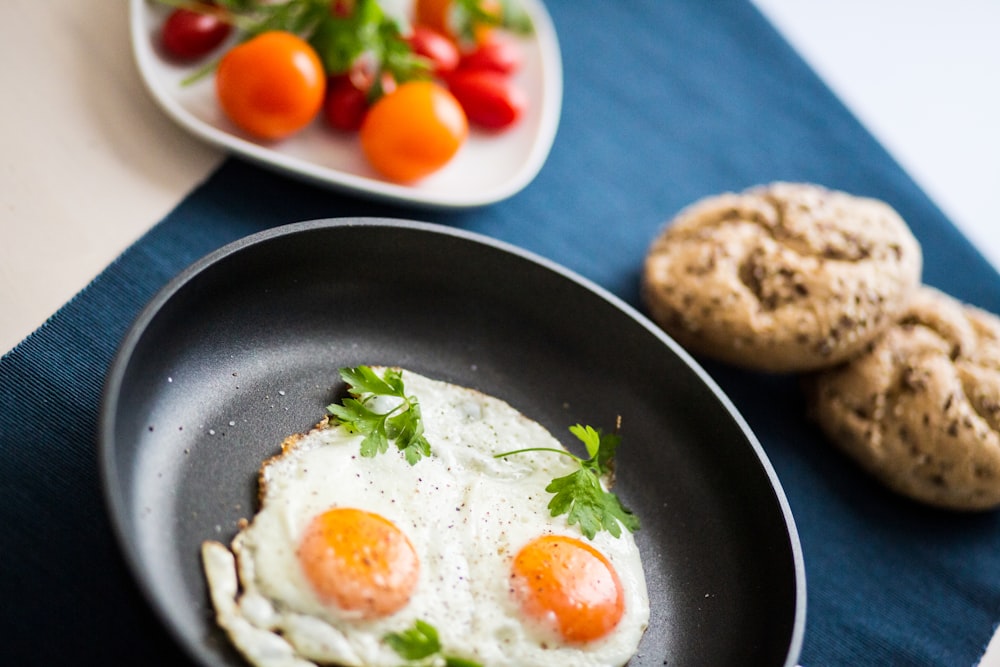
3 1 999 664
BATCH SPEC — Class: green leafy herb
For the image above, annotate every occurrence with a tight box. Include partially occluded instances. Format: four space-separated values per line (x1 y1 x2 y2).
384 619 483 667
495 423 640 540
159 0 432 91
449 0 533 45
327 366 431 465
307 0 431 94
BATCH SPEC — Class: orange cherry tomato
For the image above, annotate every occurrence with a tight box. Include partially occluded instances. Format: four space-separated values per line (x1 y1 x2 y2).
414 0 454 37
215 31 325 140
359 81 468 182
414 0 501 44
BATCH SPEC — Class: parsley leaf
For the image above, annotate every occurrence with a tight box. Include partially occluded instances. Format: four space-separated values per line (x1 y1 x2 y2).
308 0 431 92
163 0 433 92
384 619 439 660
327 366 431 465
495 423 640 540
384 620 483 667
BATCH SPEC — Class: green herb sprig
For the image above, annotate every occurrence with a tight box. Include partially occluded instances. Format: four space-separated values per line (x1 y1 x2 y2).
449 0 533 45
327 366 431 465
159 0 432 90
495 423 640 540
384 619 482 667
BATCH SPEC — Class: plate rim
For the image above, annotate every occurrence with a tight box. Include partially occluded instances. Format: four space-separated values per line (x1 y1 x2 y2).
128 0 564 209
99 217 806 666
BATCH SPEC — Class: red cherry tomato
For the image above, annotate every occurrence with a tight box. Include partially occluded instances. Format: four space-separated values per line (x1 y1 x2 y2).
414 0 454 37
407 25 460 76
447 70 526 130
161 8 232 60
324 75 369 132
330 0 355 17
458 34 522 75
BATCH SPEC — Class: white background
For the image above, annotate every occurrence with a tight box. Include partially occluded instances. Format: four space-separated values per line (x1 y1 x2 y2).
754 0 999 273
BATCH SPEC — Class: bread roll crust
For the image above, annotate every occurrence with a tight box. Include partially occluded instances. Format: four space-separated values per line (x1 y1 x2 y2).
807 286 1000 510
641 182 922 372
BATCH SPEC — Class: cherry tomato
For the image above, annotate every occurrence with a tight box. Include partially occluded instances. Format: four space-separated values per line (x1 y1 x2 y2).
360 81 468 182
323 75 369 132
414 0 501 44
329 0 355 17
458 34 522 75
215 31 326 141
413 0 454 38
161 8 232 60
447 70 526 130
407 25 460 76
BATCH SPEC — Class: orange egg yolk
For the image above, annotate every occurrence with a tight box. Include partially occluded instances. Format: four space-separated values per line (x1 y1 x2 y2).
297 507 419 618
510 534 625 643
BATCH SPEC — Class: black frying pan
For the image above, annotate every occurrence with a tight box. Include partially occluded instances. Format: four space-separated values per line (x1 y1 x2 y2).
100 218 805 666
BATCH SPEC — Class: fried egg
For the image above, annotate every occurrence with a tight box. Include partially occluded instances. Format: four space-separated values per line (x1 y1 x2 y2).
202 368 649 667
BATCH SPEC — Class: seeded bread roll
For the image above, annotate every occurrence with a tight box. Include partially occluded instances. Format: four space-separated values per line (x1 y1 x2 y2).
641 182 922 372
806 286 1000 510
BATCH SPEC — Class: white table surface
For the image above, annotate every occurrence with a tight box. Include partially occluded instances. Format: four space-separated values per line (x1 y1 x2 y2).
1 1 998 663
753 0 1000 277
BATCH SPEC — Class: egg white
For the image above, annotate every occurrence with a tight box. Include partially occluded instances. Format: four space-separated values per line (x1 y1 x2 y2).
202 368 650 667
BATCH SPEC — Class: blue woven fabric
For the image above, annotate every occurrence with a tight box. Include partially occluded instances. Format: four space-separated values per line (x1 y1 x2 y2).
3 1 999 664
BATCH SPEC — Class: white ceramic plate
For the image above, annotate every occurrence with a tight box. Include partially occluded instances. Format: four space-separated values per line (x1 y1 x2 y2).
129 0 563 208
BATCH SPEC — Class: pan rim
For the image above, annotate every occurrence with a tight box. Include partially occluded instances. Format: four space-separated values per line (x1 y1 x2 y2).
98 217 806 666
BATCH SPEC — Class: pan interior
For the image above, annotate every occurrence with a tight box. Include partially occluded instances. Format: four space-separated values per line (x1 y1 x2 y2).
101 219 804 667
